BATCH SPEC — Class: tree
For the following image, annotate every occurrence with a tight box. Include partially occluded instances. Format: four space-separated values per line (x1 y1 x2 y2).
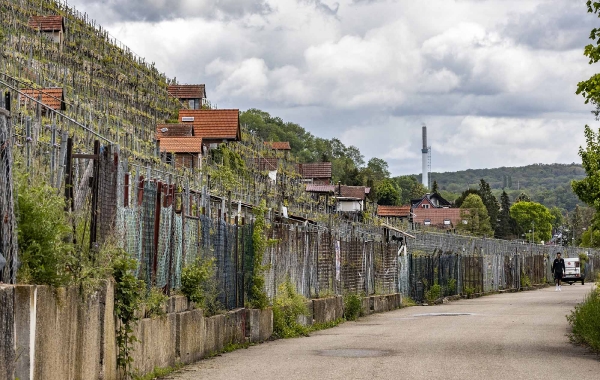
515 192 531 203
496 190 517 239
549 206 564 231
393 176 427 205
572 126 600 212
458 194 493 237
432 180 439 194
576 2 600 119
454 188 479 208
376 179 401 206
478 179 500 233
509 201 553 243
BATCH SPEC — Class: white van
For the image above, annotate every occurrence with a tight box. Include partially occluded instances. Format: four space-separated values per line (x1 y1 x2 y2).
563 258 584 285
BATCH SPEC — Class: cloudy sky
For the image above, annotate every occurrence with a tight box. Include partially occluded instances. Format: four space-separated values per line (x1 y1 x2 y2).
68 0 599 176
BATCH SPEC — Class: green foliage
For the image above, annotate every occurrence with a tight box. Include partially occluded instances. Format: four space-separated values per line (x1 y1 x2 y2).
454 188 480 208
272 280 310 338
509 201 553 243
573 126 600 213
143 288 168 319
428 163 585 212
576 2 600 119
567 284 600 353
133 362 184 380
375 179 401 206
479 179 500 233
496 190 518 239
392 176 428 205
448 278 457 294
181 256 222 316
464 286 476 297
458 194 494 237
310 318 344 331
113 249 145 378
247 200 270 309
425 284 442 304
16 174 72 287
402 296 417 307
343 293 363 321
520 271 532 288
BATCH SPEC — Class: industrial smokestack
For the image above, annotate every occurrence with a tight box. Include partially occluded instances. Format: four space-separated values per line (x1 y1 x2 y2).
422 125 429 189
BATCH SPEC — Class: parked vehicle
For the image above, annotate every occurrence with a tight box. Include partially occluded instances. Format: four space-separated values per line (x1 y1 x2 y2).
563 258 584 285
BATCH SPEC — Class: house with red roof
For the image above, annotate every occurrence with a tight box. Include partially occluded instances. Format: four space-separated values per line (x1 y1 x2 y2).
28 16 65 45
20 87 66 114
178 109 241 148
264 141 291 151
168 85 206 110
158 137 203 170
377 205 411 223
297 162 332 185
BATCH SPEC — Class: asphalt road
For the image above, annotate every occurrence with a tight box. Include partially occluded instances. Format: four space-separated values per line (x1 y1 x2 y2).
167 284 599 380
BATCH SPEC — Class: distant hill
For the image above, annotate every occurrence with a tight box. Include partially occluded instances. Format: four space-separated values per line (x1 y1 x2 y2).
416 163 586 212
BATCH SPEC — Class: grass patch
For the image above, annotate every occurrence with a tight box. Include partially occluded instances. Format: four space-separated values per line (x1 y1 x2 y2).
133 362 184 380
401 296 417 307
567 277 600 353
343 293 362 321
310 318 344 332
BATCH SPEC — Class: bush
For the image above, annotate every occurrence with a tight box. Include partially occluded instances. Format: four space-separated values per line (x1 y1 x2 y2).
567 282 600 353
272 280 309 338
343 293 362 321
180 256 221 316
16 176 72 286
143 288 168 318
425 284 442 304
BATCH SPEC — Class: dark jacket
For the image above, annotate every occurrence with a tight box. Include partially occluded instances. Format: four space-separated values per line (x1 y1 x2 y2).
552 258 565 274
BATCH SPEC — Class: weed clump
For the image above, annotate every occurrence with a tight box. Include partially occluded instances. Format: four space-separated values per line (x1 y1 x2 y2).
567 276 600 353
343 293 362 321
272 280 309 338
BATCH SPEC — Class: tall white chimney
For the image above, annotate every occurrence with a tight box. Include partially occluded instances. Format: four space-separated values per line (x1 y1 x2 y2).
422 125 429 189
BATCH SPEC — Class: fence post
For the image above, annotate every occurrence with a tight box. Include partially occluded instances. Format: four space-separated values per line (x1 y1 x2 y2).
89 140 100 251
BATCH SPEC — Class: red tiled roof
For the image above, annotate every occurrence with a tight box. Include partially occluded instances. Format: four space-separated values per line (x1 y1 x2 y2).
159 137 203 153
21 88 64 110
412 208 463 226
28 16 64 32
297 162 332 179
306 184 335 193
168 85 206 99
254 157 279 171
156 124 193 139
377 205 411 217
338 185 369 200
179 109 240 140
265 141 291 150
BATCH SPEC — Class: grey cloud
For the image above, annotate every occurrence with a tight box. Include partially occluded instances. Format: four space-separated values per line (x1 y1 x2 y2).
502 1 595 50
68 0 272 23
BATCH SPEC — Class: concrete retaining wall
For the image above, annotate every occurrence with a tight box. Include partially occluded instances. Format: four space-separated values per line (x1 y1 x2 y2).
0 286 15 380
246 308 273 343
312 296 343 324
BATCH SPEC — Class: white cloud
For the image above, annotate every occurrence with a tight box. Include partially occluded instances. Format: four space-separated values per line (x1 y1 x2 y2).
66 0 597 175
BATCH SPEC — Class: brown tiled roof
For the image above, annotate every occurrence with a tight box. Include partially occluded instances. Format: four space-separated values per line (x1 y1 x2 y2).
306 184 335 193
297 162 332 179
253 157 279 171
168 85 206 99
338 185 369 200
28 16 64 32
179 109 240 140
159 137 203 153
20 88 64 110
156 124 193 139
412 208 463 226
377 205 411 217
265 141 291 150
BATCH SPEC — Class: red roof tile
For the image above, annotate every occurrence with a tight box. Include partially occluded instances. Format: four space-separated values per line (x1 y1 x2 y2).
28 16 64 32
377 205 411 217
412 208 464 226
156 124 194 139
159 137 203 153
168 85 206 99
297 162 332 179
306 184 335 193
20 88 64 110
179 109 240 140
265 141 291 150
338 185 369 200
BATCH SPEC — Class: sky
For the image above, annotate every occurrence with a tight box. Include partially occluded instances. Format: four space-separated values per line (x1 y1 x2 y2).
67 0 600 176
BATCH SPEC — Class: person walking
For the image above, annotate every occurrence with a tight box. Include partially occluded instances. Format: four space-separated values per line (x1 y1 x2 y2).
551 252 565 291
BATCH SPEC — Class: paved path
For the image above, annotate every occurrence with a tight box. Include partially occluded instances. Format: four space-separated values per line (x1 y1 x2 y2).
167 284 599 380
